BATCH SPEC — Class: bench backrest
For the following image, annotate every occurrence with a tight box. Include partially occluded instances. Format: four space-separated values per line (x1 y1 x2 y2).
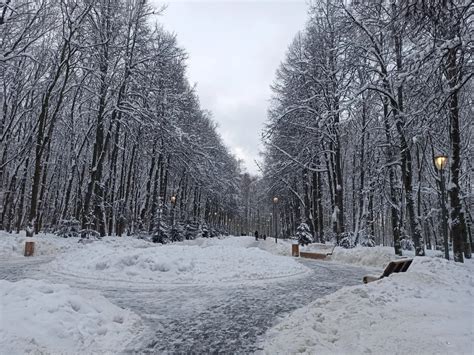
382 258 413 278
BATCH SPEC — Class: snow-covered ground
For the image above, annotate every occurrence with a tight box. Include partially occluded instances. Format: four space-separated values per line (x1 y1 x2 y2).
263 251 474 355
0 233 314 353
259 238 294 256
328 245 443 268
0 279 142 354
0 230 78 257
1 232 472 354
0 233 309 286
46 236 310 285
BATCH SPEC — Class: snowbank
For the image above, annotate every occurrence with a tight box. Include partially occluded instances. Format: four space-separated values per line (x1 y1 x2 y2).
0 233 308 285
0 279 142 354
257 238 294 256
328 245 444 269
49 236 310 285
0 231 152 258
256 240 439 269
179 235 258 249
262 257 474 354
328 246 397 269
0 231 81 257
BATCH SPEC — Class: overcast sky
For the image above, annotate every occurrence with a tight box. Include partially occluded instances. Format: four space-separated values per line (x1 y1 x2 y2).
152 0 308 174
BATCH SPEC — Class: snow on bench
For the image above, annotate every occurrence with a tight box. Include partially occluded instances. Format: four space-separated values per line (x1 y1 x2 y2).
293 243 336 260
363 258 413 284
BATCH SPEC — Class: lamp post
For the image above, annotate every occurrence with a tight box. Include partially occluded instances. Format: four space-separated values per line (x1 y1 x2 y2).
434 154 449 260
170 195 176 227
269 213 272 238
273 197 279 243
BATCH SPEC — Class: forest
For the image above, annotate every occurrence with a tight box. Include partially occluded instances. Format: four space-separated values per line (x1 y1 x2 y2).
256 0 473 262
0 0 243 243
0 0 472 263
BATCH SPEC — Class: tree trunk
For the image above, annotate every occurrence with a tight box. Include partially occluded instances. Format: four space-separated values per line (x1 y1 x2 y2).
446 47 466 262
383 98 402 256
302 166 314 236
390 5 424 256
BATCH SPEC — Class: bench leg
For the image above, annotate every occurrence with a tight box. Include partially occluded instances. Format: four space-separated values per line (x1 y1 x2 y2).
363 275 381 284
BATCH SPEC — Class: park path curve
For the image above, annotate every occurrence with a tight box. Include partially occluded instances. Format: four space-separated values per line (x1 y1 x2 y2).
0 240 369 353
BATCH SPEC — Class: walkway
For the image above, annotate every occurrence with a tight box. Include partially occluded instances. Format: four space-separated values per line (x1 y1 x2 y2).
0 243 368 353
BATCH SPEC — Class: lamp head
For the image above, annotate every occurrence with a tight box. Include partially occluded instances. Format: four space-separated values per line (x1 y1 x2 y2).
434 155 448 171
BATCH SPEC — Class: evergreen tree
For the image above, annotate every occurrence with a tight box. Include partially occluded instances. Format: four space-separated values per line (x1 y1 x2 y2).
152 207 170 244
184 221 198 240
170 223 185 242
55 219 81 238
296 222 313 246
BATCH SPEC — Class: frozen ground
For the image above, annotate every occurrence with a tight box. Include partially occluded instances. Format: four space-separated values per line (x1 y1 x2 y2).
0 279 142 354
0 233 368 353
49 236 310 285
263 251 474 355
2 233 471 354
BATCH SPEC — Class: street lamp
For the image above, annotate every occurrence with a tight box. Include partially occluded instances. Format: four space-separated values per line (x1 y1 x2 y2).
213 211 218 230
434 155 448 171
273 197 279 243
434 154 449 260
170 195 177 226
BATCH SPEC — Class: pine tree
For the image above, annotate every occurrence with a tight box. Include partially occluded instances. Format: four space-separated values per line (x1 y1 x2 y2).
170 223 185 242
55 219 80 238
200 223 209 238
184 221 198 240
152 207 170 244
296 222 313 246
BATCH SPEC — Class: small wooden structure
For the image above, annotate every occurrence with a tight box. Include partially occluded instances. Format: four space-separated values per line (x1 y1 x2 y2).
24 241 35 257
299 251 328 260
293 243 336 260
292 244 300 257
363 258 413 284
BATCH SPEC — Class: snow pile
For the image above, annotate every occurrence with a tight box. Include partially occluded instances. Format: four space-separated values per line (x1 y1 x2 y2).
179 235 257 249
49 236 310 285
0 232 23 257
262 257 474 354
0 231 153 258
182 235 293 257
329 245 444 269
257 238 294 256
0 231 77 257
0 279 142 354
328 246 396 268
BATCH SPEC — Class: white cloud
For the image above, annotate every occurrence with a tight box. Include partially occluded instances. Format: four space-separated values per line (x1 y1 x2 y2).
152 0 307 174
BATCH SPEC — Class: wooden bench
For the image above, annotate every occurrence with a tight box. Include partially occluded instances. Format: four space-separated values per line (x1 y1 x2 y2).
363 258 413 284
310 243 337 256
294 243 336 260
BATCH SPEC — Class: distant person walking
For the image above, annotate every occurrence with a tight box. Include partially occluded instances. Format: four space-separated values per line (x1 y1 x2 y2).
263 234 267 241
254 230 259 241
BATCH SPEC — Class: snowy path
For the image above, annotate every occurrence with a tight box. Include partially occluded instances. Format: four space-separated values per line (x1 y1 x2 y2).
0 243 369 353
121 259 368 353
